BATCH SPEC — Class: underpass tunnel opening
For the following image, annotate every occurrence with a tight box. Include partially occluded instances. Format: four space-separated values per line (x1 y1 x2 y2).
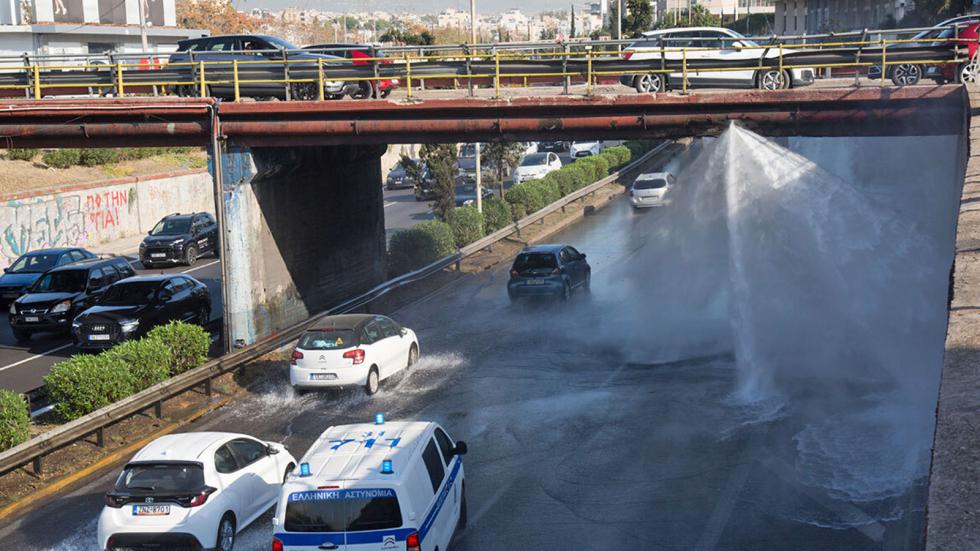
218 143 388 346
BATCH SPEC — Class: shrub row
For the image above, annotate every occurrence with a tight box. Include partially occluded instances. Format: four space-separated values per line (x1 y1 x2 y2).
8 148 39 161
41 147 197 169
0 389 30 452
388 220 456 275
43 322 210 422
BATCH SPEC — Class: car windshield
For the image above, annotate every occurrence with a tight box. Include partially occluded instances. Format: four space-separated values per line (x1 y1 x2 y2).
264 36 298 50
513 252 558 272
459 144 477 158
456 183 477 194
7 253 60 274
99 281 160 305
298 329 356 350
114 463 205 494
150 218 191 236
521 153 548 167
284 490 403 533
30 270 87 293
634 177 668 190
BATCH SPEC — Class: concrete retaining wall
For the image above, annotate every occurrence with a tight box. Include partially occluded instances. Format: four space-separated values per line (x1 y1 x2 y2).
0 169 213 270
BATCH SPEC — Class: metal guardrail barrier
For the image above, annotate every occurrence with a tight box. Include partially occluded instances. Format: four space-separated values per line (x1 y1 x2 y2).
0 141 669 478
0 27 974 100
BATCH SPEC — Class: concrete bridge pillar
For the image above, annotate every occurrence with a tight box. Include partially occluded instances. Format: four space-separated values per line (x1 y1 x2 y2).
213 143 388 348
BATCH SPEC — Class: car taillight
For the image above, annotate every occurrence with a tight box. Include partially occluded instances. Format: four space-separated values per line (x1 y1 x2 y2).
623 51 634 60
104 493 127 508
406 532 421 551
291 350 303 365
179 486 216 507
272 538 284 551
344 349 365 365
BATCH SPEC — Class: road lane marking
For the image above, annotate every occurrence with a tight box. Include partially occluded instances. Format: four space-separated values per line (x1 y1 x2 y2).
182 259 220 274
0 342 73 373
384 201 397 208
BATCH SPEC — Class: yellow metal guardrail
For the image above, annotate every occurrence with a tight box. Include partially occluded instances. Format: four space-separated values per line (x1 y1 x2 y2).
0 35 973 100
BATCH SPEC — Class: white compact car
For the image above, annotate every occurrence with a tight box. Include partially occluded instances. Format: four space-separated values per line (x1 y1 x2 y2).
621 27 816 92
98 432 297 551
630 172 675 208
512 152 563 184
569 141 603 158
289 314 419 395
272 418 468 551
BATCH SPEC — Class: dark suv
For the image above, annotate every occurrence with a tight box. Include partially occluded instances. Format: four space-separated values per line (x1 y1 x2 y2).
168 34 355 100
140 213 218 268
72 274 211 349
507 244 591 302
9 256 135 341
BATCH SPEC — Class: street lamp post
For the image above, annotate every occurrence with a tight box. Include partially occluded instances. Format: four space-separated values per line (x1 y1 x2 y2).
617 0 622 40
471 0 483 213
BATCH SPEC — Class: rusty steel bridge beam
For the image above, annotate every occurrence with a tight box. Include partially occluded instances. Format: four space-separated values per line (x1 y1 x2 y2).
0 86 965 148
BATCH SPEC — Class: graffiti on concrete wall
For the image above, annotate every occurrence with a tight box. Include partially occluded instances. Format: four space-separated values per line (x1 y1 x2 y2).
1 195 85 262
85 189 129 230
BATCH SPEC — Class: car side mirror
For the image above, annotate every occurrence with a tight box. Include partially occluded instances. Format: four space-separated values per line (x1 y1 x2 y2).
2 268 8 273
266 444 280 455
399 328 408 337
452 441 468 456
580 253 587 259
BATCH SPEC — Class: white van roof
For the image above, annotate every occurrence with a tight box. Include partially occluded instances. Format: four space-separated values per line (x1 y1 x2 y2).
293 421 433 485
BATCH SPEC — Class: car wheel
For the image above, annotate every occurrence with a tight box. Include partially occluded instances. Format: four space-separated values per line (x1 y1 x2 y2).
212 243 220 259
583 270 591 292
141 261 155 270
459 483 468 528
290 82 318 101
197 304 210 325
407 344 418 369
891 64 921 86
381 88 392 99
634 73 666 94
365 367 380 395
757 69 790 90
958 60 980 84
12 329 30 342
216 514 235 551
184 245 198 267
352 82 373 99
560 282 571 301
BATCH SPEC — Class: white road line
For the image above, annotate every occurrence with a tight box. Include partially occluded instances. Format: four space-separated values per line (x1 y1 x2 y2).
0 342 74 373
384 201 397 208
181 259 220 274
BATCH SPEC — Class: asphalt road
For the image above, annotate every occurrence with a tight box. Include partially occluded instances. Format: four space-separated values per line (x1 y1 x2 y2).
0 144 924 550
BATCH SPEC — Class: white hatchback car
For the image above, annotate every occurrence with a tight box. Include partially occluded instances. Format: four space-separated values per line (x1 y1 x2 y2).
98 432 297 551
513 151 562 185
630 172 675 208
570 141 603 158
289 314 420 395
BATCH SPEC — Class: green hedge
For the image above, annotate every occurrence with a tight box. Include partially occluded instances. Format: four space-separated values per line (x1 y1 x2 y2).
446 205 485 248
147 322 210 375
483 196 511 233
42 149 82 168
41 147 198 169
45 354 135 421
388 220 456 275
8 148 38 161
105 338 172 391
0 389 30 452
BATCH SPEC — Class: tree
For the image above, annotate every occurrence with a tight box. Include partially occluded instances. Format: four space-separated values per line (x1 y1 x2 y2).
176 0 257 35
419 144 457 220
399 154 427 191
656 5 720 29
482 142 525 199
380 28 435 46
570 5 576 38
624 0 653 37
901 0 971 27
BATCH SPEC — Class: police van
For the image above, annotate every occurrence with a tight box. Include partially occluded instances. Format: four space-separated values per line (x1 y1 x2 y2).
273 417 468 551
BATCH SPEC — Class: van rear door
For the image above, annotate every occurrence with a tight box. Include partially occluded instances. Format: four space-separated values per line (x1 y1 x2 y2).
278 488 408 551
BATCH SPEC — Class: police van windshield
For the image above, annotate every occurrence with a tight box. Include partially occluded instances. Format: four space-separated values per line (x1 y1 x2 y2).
284 489 402 532
298 329 356 350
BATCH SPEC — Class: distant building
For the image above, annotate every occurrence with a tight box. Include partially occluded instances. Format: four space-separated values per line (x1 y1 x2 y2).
773 0 911 34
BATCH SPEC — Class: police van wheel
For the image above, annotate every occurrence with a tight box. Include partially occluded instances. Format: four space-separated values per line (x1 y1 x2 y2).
365 367 380 395
459 484 468 528
184 245 198 267
216 514 235 551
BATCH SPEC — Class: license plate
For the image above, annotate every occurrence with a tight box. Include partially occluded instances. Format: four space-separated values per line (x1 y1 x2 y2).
132 504 170 516
150 253 166 258
527 279 545 285
24 316 39 323
88 334 111 341
310 373 337 381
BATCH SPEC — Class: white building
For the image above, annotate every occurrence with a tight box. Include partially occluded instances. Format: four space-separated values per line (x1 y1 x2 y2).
773 0 909 34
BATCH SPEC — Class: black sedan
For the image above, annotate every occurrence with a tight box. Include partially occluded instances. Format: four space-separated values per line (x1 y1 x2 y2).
72 275 211 349
140 212 218 268
0 247 95 304
538 141 569 152
454 182 495 207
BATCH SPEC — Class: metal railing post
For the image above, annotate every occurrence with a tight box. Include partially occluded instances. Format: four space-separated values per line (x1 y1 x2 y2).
682 48 688 94
563 42 570 95
317 57 325 101
283 50 291 101
115 61 124 97
31 64 40 99
405 54 412 99
880 39 887 86
233 59 240 102
494 47 501 98
465 45 474 97
370 45 380 99
586 46 593 95
198 60 206 97
778 44 783 87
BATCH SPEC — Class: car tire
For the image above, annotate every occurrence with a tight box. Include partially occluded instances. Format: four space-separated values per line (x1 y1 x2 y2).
197 304 210 325
141 261 155 270
184 245 198 267
757 69 790 90
212 243 220 259
583 270 591 292
216 514 235 551
459 483 468 529
957 60 980 84
560 282 571 301
12 329 30 342
365 367 380 395
634 73 666 94
290 82 318 101
352 82 373 99
891 64 921 86
407 343 419 369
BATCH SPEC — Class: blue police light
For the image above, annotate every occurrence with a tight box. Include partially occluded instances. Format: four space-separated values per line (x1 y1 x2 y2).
299 462 311 477
375 412 385 425
381 459 393 474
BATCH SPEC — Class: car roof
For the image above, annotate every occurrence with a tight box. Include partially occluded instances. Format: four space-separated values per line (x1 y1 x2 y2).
636 172 672 179
522 244 566 253
130 432 244 463
642 27 737 36
115 274 176 283
308 314 378 331
23 247 75 256
295 422 434 484
159 212 204 220
48 256 127 272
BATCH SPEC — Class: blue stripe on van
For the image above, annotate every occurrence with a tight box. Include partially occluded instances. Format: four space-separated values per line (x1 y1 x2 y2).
418 458 462 541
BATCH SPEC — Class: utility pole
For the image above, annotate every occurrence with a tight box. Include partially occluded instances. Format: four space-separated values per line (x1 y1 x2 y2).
616 0 622 40
137 0 148 52
471 0 482 213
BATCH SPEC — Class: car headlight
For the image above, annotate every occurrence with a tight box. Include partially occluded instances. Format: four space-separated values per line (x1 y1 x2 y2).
71 319 82 330
463 199 474 205
8 302 15 315
49 300 71 314
139 242 146 250
120 319 140 333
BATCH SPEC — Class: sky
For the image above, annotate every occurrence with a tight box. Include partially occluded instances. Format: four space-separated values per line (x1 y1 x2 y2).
234 0 582 15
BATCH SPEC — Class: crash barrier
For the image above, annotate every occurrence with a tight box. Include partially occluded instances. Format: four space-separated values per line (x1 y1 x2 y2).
0 25 976 100
0 141 669 478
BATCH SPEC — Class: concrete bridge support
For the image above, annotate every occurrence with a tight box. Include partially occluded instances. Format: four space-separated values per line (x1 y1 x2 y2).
215 143 388 347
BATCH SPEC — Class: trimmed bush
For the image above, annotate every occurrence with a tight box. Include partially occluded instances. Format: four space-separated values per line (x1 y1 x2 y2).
0 389 30 452
44 354 134 421
388 220 456 275
483 196 511 233
504 184 533 220
79 148 120 166
550 169 577 196
42 149 82 168
577 155 610 181
562 163 592 192
535 176 561 205
604 145 632 168
146 321 210 375
105 338 172 391
446 205 485 247
8 148 38 161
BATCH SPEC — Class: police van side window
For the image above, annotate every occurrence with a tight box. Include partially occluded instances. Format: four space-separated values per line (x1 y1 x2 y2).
433 428 454 466
421 439 445 493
